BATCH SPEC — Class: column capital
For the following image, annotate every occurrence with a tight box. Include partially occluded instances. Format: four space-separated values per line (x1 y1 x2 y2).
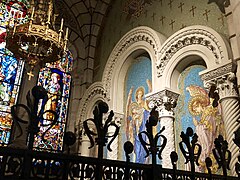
103 112 123 127
200 62 239 100
146 89 179 117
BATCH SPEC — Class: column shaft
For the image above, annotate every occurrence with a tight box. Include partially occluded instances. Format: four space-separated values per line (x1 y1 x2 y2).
220 97 240 176
160 116 175 168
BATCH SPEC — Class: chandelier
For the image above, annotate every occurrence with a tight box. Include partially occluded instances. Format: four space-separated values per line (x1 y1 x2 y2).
5 0 68 79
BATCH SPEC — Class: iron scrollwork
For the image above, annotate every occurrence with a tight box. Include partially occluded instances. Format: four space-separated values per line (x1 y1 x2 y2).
179 127 201 175
10 86 58 150
83 101 119 157
138 107 167 165
213 135 231 177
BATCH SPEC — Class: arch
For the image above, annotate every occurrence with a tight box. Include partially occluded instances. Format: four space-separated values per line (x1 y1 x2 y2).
157 25 233 92
77 82 107 124
102 26 166 112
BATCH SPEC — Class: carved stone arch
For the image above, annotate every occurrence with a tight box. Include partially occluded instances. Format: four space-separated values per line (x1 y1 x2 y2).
76 82 107 126
102 26 166 112
156 25 233 92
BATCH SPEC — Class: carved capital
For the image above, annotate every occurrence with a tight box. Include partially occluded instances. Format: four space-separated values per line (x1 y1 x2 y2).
200 63 238 99
106 112 123 127
146 89 179 117
217 72 238 99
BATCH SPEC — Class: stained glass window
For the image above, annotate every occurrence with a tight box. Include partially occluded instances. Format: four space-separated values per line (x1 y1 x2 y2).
0 0 29 146
33 51 73 152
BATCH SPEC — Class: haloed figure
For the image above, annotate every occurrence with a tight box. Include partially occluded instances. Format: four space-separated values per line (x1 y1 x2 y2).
187 85 224 173
45 73 61 120
125 79 152 164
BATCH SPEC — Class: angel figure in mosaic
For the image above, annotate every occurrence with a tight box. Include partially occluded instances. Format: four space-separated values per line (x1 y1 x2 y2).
125 79 152 164
187 85 224 173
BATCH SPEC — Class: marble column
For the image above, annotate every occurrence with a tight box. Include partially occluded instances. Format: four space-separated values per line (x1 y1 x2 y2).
106 113 123 160
78 122 96 157
146 89 179 168
200 63 240 176
79 130 91 157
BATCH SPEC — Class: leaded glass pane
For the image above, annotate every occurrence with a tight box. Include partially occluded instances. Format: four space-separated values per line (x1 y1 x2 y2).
0 0 28 146
33 67 71 152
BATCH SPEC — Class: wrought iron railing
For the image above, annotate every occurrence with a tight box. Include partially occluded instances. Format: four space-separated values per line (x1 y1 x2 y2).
0 147 238 180
0 86 239 179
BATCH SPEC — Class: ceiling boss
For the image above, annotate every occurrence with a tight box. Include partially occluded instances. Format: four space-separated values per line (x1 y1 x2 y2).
5 0 69 80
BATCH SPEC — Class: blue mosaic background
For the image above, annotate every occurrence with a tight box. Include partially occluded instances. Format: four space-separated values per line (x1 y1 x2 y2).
120 56 152 162
175 65 206 131
175 65 206 170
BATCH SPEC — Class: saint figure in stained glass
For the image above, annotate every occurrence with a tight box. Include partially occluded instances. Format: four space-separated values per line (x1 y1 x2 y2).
0 0 28 146
33 56 72 152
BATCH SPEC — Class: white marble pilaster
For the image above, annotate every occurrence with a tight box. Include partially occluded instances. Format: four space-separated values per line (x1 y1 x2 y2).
146 89 179 168
106 113 122 160
78 122 96 157
79 131 91 157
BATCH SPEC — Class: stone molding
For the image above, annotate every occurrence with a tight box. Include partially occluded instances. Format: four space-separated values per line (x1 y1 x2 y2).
146 89 179 117
77 82 107 125
200 62 237 82
157 26 230 77
102 26 164 100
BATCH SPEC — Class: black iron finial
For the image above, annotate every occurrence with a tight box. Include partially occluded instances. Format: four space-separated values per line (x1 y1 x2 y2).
179 127 201 178
170 151 178 180
124 141 134 163
205 157 213 180
83 101 119 180
138 107 167 165
83 101 119 158
123 141 134 180
212 135 231 177
233 127 240 177
10 85 58 150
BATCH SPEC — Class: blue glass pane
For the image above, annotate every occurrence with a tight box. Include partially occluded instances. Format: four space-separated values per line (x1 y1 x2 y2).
0 1 27 146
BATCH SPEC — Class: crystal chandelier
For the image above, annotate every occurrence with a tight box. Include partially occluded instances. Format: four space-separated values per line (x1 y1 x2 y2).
5 0 68 79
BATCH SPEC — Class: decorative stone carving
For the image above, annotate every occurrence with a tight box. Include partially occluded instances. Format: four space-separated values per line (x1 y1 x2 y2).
200 62 238 99
157 27 227 77
78 82 107 122
146 89 179 168
102 27 163 100
200 63 237 82
216 72 238 99
146 89 179 117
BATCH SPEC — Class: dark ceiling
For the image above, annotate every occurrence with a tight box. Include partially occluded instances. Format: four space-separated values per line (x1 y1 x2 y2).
54 0 113 59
